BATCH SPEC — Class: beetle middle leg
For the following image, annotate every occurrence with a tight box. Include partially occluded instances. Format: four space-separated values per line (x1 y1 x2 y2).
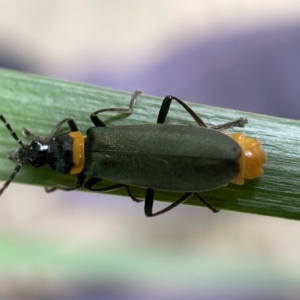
90 90 142 127
84 178 143 202
158 95 247 130
144 189 219 217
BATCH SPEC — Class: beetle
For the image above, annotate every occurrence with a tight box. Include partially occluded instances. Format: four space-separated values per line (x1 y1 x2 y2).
0 91 266 216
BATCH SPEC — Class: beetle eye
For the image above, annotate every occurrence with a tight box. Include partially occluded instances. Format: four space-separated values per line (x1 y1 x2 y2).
30 141 45 151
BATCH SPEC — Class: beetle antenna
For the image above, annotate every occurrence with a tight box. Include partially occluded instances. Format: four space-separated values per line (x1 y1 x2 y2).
0 115 25 148
0 164 22 196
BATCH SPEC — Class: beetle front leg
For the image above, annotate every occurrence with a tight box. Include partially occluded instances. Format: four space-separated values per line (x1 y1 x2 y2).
23 118 79 143
45 172 86 193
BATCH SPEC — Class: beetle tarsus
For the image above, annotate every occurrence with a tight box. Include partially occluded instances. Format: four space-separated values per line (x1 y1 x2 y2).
211 117 248 130
90 90 142 127
45 186 77 193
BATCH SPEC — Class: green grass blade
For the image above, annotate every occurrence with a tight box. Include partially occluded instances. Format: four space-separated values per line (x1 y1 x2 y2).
0 67 299 220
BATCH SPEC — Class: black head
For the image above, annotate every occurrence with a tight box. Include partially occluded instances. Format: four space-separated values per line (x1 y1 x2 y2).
0 114 50 196
8 140 49 168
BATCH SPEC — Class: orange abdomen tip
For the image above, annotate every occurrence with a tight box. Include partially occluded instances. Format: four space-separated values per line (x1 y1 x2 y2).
230 132 266 185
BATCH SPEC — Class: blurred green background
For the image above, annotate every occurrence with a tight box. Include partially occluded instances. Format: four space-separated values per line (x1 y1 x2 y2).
0 1 300 299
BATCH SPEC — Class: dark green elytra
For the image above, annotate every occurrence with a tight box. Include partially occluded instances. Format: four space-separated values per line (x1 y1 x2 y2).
84 124 241 192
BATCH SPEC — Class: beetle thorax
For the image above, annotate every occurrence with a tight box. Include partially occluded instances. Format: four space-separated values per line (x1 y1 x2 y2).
48 133 75 174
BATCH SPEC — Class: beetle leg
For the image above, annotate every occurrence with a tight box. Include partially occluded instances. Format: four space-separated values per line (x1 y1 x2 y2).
84 177 125 191
158 96 248 131
45 172 85 193
211 117 248 130
194 193 219 213
90 90 142 127
23 118 79 143
84 178 143 202
125 186 143 202
157 95 207 127
144 190 219 217
145 190 194 217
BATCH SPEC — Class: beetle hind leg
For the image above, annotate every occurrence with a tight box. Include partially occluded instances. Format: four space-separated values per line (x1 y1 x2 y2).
157 95 248 131
211 117 248 130
194 193 219 213
144 190 219 217
157 95 207 127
